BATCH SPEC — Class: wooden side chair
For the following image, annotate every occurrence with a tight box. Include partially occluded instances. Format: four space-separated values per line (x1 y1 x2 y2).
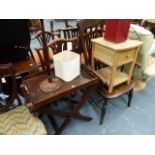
0 63 47 135
77 19 136 125
50 20 79 51
32 27 78 70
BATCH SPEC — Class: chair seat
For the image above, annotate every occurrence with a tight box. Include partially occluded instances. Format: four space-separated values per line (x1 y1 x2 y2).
0 105 47 135
98 80 135 99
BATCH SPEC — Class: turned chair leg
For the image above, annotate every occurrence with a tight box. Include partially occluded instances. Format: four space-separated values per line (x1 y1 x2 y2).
128 89 133 107
100 98 108 125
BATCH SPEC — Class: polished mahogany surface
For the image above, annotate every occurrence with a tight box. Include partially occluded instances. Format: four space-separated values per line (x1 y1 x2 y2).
22 67 99 110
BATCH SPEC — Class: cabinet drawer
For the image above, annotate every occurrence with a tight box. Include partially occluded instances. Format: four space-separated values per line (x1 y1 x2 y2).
117 48 135 66
93 43 115 66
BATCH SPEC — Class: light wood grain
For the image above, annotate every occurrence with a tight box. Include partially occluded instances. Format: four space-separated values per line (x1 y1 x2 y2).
117 48 135 66
91 37 143 51
96 67 129 87
91 37 142 93
93 43 115 67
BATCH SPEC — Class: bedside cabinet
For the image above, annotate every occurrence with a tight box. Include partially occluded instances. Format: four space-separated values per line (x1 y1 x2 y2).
91 37 143 93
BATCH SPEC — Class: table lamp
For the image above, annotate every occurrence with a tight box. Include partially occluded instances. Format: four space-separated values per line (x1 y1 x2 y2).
39 19 62 93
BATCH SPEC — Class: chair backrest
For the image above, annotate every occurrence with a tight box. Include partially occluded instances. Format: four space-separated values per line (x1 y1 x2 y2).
77 19 105 65
47 38 67 54
60 27 79 52
31 31 57 48
35 38 67 70
0 63 17 114
61 27 78 39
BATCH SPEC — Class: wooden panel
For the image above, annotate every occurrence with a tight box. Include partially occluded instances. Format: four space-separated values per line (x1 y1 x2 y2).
22 68 99 109
13 59 37 74
93 44 115 66
117 48 136 66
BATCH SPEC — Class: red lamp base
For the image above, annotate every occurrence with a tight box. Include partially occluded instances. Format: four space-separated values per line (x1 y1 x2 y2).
40 78 62 93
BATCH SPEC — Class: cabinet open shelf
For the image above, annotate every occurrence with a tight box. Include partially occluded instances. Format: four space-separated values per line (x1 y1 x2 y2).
95 67 129 87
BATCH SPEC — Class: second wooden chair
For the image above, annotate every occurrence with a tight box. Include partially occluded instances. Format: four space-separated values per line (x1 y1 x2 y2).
77 19 136 125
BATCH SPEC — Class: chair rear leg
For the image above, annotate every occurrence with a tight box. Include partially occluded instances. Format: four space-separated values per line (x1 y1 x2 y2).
128 89 133 107
100 98 108 125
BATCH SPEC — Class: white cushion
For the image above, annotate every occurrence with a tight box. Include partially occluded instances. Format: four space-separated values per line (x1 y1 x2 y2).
144 63 155 77
130 24 152 36
128 24 154 56
148 39 155 55
128 24 155 80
